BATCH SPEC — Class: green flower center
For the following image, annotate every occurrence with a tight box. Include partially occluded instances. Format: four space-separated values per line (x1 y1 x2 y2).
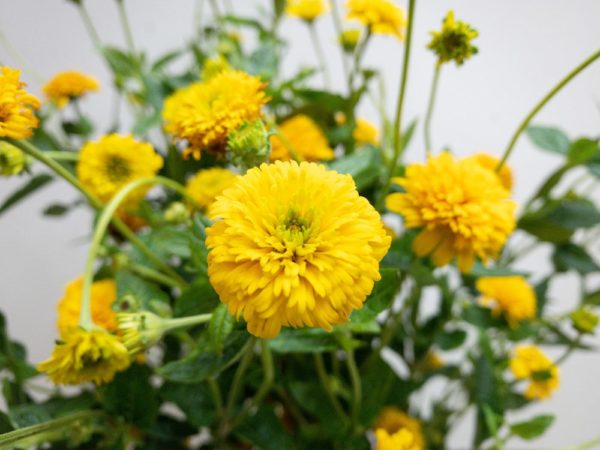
106 155 131 182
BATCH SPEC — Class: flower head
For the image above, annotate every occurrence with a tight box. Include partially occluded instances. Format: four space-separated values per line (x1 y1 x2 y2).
163 70 269 159
0 142 28 176
227 119 271 170
339 29 361 52
186 167 239 210
76 134 163 206
375 428 422 450
270 115 334 162
375 407 425 450
0 66 40 139
206 161 391 338
353 118 379 146
43 70 99 108
477 276 536 326
57 277 118 337
286 0 330 21
117 311 166 354
37 328 130 385
466 153 512 191
346 0 407 40
428 11 478 66
386 152 516 272
510 345 559 400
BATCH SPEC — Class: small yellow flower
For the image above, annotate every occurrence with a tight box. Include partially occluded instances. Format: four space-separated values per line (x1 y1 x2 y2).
0 66 40 139
43 70 99 108
206 161 391 338
339 29 361 52
428 11 478 66
57 277 118 337
510 345 559 400
286 0 330 21
375 407 425 449
353 118 379 146
270 115 334 162
163 70 269 160
76 134 163 206
0 142 28 176
476 276 536 326
466 153 512 191
375 428 422 450
201 55 231 81
386 152 516 272
37 328 130 385
346 0 407 40
186 167 238 210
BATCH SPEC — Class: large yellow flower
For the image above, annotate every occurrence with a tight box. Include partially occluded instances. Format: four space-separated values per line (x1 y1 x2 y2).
346 0 407 40
286 0 330 21
270 115 334 162
386 152 516 272
375 407 425 449
0 66 40 139
37 328 130 385
163 70 268 159
76 134 163 205
206 161 391 338
510 345 559 400
375 428 422 450
43 70 99 108
186 167 238 210
353 118 379 146
57 277 118 337
466 153 513 191
476 276 536 326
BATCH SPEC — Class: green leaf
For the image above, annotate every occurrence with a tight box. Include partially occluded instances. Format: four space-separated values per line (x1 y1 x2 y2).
102 46 139 78
463 305 502 329
510 415 555 440
235 407 296 450
268 328 339 354
469 262 527 277
174 277 220 317
115 270 170 311
159 382 215 427
586 154 600 178
8 404 52 428
208 304 236 354
351 268 401 324
62 117 93 137
327 146 382 191
546 198 600 229
243 39 279 80
526 126 570 155
43 203 70 216
435 329 467 350
583 290 600 306
0 174 53 215
567 138 599 165
552 243 599 274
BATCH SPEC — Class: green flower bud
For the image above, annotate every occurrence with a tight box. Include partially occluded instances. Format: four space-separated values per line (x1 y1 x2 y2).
570 307 599 334
0 142 28 176
339 29 361 53
428 10 478 66
201 55 231 81
227 119 271 171
164 201 191 223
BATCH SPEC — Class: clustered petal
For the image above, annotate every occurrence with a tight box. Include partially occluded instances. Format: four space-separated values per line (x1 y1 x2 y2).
0 66 40 139
477 276 536 326
286 0 330 21
510 345 559 400
353 118 379 146
375 407 425 450
206 161 391 338
375 428 422 450
186 167 239 210
466 153 513 191
43 70 100 108
270 114 334 162
346 0 407 40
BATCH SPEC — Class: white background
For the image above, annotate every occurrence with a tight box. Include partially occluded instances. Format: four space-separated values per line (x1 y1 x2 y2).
1 1 599 448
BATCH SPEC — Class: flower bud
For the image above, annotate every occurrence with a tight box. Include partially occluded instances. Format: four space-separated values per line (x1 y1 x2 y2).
570 307 599 334
164 201 190 223
227 119 271 171
0 142 28 176
427 11 478 66
339 29 361 53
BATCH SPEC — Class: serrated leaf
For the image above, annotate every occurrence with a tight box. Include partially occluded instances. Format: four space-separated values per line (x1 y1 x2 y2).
209 303 236 354
526 126 570 155
510 415 554 440
0 174 53 215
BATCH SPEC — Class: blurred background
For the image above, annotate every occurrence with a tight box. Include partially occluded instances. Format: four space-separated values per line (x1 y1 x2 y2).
0 0 599 448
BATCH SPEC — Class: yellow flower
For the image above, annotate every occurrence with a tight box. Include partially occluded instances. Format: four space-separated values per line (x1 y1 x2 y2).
466 153 513 191
206 161 391 338
186 167 238 210
386 152 516 272
76 134 163 205
353 118 379 146
37 328 130 385
0 66 40 139
43 70 99 108
476 276 536 326
375 428 422 450
346 0 407 40
270 115 334 162
57 277 118 337
510 345 559 400
375 407 425 449
428 11 478 66
163 70 269 160
0 141 28 176
286 0 330 21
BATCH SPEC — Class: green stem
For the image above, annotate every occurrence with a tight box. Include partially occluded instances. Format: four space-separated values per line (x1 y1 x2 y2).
559 436 600 450
308 22 332 88
164 314 212 330
497 48 600 171
346 348 362 432
224 337 256 418
126 261 185 290
208 377 224 419
44 151 79 161
329 0 350 81
314 354 348 424
116 0 136 54
208 0 222 21
0 29 44 84
424 63 441 156
554 334 582 366
75 2 103 50
347 30 370 93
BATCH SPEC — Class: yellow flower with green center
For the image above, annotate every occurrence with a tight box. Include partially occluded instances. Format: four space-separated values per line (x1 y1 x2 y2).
386 152 516 272
286 0 330 21
466 153 513 191
476 276 536 326
37 328 130 385
0 66 40 139
375 428 422 450
510 345 559 400
43 70 99 108
0 142 28 176
76 133 163 206
353 118 379 146
428 10 479 66
346 0 407 40
163 70 269 160
206 161 391 338
270 115 334 162
186 167 238 210
375 407 425 450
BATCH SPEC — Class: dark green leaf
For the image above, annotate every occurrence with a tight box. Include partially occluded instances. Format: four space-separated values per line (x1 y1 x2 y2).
552 243 599 274
43 203 70 216
526 126 570 155
268 328 338 354
174 276 220 317
351 268 401 323
328 146 382 191
435 329 467 350
102 46 139 78
235 407 296 450
208 303 236 354
8 404 52 428
510 415 554 440
0 174 53 215
159 382 215 427
567 138 598 165
62 117 93 137
115 270 170 311
583 290 600 306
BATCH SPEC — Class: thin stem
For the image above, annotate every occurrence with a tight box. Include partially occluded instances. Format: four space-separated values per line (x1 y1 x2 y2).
75 2 103 50
164 314 212 330
308 22 332 88
497 48 600 171
223 338 256 430
208 0 222 21
346 349 362 432
554 334 582 366
208 377 224 419
126 261 186 290
347 30 370 93
116 0 136 54
424 63 442 157
329 0 350 81
313 354 348 424
44 151 79 161
559 436 600 450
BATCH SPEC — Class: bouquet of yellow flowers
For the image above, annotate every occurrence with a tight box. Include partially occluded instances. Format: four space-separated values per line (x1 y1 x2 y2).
1 1 599 449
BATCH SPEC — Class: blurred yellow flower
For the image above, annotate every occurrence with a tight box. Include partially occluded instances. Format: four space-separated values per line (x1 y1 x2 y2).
477 276 536 326
353 118 379 146
163 70 268 160
510 345 559 400
286 0 330 21
206 161 391 338
386 152 516 272
43 70 99 108
186 167 238 210
375 428 422 450
339 29 361 52
346 0 407 40
0 66 40 139
0 142 27 176
375 407 425 449
466 153 513 191
428 10 478 66
270 114 334 162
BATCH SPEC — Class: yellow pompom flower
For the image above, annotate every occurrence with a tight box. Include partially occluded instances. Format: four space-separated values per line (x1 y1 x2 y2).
0 66 40 139
476 276 536 326
270 115 334 162
206 161 391 338
43 70 99 108
286 0 330 21
510 345 559 400
37 328 130 385
375 428 422 450
57 277 118 337
375 407 425 450
466 153 513 191
353 118 379 146
346 0 407 40
76 134 163 205
163 70 269 159
385 152 516 272
186 167 238 210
